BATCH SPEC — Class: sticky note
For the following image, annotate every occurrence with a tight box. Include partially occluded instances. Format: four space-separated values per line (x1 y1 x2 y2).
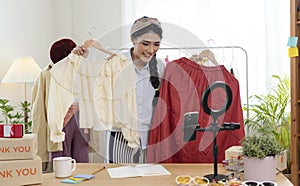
73 174 95 179
61 178 84 184
288 36 298 47
69 177 86 181
288 47 299 57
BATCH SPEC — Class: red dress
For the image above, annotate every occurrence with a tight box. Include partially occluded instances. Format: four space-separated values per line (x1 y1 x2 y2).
147 57 245 163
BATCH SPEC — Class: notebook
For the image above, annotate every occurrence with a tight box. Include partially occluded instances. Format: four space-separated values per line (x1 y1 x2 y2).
107 164 171 178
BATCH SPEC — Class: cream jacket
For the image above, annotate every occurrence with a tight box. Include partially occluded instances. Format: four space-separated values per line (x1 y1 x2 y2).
47 53 139 148
94 54 139 148
31 63 63 162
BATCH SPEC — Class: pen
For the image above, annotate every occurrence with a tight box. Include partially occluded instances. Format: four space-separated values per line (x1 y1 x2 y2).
92 166 106 175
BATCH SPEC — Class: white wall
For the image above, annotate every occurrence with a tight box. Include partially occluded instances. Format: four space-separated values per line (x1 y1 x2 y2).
0 0 54 105
72 0 122 47
52 0 73 39
0 0 122 106
123 0 290 99
0 0 289 110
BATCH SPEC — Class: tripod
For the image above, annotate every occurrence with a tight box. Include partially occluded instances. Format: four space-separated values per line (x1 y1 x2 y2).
183 81 240 181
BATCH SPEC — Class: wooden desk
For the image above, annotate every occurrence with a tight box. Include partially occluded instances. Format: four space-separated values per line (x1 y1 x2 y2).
39 163 293 186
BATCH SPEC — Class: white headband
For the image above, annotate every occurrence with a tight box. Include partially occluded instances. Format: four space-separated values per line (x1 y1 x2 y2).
130 17 161 35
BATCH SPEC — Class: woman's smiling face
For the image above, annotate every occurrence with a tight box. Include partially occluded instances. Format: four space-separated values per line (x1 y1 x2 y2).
131 32 161 64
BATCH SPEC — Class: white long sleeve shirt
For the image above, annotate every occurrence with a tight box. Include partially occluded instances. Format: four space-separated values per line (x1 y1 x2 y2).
47 53 81 143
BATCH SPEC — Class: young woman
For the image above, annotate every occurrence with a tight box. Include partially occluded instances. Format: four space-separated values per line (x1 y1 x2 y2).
74 16 165 163
109 16 165 163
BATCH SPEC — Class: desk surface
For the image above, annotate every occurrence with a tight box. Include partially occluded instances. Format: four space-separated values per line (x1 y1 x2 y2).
39 163 293 186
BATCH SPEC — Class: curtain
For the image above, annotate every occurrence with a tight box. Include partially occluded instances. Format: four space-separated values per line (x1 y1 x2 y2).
122 0 290 97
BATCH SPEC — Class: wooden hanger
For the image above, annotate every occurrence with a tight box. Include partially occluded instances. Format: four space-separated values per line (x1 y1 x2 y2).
83 39 116 59
190 54 201 64
198 50 219 66
189 54 208 65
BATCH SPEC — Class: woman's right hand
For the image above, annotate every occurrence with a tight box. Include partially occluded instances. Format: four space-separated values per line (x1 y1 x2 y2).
73 45 89 57
73 39 99 57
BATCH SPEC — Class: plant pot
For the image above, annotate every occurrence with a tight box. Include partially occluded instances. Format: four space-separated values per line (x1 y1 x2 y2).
244 156 276 182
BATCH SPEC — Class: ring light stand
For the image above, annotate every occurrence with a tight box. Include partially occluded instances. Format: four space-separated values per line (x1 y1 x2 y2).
183 81 240 182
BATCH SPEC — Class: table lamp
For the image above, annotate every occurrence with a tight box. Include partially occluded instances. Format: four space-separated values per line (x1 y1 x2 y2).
1 56 41 124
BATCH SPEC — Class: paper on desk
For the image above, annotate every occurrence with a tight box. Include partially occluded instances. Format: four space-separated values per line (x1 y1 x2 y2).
107 164 171 178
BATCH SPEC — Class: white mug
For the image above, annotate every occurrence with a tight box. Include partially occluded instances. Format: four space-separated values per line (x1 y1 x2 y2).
53 157 76 178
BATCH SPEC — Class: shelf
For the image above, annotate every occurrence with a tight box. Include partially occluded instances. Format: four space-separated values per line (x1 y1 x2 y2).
291 1 300 185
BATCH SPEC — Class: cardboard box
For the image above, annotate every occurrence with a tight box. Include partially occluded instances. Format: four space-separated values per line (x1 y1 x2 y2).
0 156 42 186
225 146 242 160
0 134 37 160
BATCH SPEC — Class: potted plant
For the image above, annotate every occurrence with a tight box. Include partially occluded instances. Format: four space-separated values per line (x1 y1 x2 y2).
19 100 32 134
241 134 283 182
243 75 291 173
0 98 32 136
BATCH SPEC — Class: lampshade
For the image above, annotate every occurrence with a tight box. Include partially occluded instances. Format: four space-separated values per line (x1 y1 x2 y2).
1 57 41 83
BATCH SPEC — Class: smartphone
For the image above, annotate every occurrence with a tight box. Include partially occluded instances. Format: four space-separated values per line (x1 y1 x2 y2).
183 112 199 141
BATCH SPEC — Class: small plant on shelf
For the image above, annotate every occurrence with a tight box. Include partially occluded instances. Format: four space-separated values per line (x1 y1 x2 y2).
0 98 32 134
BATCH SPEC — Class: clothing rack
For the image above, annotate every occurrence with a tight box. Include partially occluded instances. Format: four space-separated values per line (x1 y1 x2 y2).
108 45 249 121
87 45 249 163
